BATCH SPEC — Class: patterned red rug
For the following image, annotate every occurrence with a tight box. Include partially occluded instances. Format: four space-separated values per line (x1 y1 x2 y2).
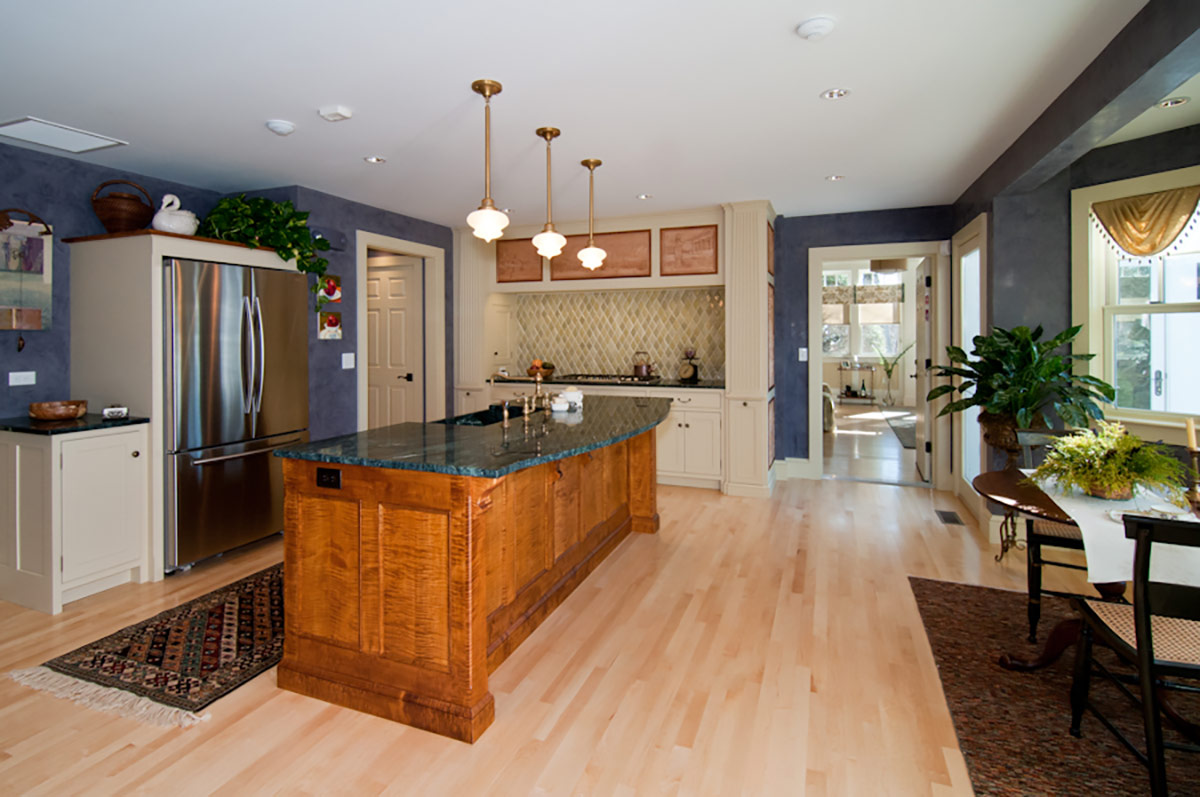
11 563 283 727
910 577 1200 796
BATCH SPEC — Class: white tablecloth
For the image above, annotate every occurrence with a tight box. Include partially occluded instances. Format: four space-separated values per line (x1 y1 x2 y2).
1027 471 1200 588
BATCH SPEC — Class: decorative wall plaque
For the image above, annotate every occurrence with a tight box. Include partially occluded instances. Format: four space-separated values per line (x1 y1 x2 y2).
550 230 651 280
496 238 543 283
660 225 718 276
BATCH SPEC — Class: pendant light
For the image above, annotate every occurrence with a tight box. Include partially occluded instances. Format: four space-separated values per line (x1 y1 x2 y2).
531 127 567 258
465 79 509 242
578 159 606 270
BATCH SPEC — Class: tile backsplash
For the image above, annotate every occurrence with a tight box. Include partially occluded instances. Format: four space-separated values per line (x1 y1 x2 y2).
513 288 726 379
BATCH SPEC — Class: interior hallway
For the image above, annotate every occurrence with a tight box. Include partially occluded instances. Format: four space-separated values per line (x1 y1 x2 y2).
823 402 927 486
0 480 1089 795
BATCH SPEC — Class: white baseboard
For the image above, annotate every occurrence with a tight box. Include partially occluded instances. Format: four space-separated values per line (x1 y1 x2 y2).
657 474 721 490
722 482 773 498
776 457 821 480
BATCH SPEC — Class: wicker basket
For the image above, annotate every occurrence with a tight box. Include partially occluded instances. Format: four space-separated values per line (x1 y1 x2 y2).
91 180 155 234
29 400 87 420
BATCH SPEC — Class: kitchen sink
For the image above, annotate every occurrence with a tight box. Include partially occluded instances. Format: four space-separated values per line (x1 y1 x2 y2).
436 404 527 427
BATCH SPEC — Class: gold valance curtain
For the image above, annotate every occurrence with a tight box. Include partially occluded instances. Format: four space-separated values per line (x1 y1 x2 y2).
1092 185 1200 257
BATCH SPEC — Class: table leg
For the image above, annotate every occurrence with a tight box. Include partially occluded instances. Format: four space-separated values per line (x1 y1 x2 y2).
998 582 1126 672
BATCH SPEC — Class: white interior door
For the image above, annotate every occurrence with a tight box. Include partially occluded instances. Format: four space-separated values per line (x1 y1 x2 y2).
367 255 424 428
914 257 933 481
951 215 988 525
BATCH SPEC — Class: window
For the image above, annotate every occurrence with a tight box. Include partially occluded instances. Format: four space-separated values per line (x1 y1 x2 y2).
858 270 902 286
1099 238 1200 415
820 265 906 358
857 302 900 356
823 271 851 287
1072 165 1200 426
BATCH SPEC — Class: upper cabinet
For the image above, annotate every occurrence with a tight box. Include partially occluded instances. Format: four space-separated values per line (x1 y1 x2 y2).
488 208 723 292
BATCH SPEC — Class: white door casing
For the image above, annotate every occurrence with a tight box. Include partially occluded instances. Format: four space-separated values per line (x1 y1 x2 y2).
367 256 425 427
951 214 989 526
914 257 933 482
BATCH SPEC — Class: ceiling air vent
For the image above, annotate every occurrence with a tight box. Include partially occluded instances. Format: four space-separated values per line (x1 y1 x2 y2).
0 117 127 153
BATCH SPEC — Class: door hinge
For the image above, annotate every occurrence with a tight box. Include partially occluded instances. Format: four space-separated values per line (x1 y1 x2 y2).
925 358 932 369
924 276 932 288
925 441 932 453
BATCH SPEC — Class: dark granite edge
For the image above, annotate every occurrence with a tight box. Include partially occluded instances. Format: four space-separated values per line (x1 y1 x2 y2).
0 414 150 435
276 403 670 478
492 377 725 390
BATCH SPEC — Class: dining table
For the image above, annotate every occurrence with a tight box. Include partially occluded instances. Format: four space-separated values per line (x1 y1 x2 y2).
971 467 1200 672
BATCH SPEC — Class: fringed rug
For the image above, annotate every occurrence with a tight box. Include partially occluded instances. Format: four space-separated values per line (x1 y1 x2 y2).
11 563 283 728
910 577 1200 796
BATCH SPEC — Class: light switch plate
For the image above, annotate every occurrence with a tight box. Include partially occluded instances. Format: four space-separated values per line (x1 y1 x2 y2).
8 370 35 386
797 347 808 362
341 353 355 370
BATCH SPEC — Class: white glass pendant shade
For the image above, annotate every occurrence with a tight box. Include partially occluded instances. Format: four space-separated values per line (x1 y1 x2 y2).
578 245 607 270
532 229 566 258
467 206 509 242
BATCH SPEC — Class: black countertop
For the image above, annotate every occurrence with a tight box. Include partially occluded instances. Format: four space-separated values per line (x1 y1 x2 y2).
0 414 149 435
491 376 724 390
276 395 670 478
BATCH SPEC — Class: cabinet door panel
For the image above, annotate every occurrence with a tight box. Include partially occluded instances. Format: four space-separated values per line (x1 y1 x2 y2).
552 457 581 559
684 412 722 478
655 409 686 473
61 433 142 582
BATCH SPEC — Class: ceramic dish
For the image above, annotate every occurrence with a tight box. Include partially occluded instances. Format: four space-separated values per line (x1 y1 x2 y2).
29 400 87 420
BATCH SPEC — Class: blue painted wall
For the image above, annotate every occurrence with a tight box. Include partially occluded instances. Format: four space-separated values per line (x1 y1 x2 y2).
0 141 221 417
773 206 954 460
0 143 453 441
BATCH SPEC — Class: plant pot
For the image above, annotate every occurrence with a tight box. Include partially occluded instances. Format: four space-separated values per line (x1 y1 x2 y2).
979 411 1022 466
1088 483 1134 501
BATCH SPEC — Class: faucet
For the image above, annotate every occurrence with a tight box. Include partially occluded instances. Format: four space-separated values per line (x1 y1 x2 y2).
501 399 511 428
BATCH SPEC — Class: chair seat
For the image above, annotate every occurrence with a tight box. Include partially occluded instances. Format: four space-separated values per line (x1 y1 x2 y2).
1031 519 1083 541
1084 599 1200 667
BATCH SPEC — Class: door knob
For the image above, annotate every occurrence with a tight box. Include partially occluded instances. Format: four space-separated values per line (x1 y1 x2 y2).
400 373 414 382
131 450 140 458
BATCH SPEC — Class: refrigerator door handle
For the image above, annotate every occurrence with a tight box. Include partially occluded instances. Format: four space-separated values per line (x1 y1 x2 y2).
190 437 304 466
253 294 266 415
242 296 255 414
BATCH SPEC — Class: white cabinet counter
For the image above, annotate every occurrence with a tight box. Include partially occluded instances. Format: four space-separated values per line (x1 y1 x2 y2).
0 416 150 614
648 388 724 488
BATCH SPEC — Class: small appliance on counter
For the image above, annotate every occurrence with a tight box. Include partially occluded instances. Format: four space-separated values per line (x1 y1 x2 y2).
678 347 700 383
102 405 129 419
632 350 656 378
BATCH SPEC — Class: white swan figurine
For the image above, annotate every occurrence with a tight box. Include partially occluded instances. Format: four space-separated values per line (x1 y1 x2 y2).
152 194 199 235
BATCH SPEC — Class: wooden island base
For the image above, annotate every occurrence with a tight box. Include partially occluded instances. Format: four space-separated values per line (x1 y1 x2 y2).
277 430 658 742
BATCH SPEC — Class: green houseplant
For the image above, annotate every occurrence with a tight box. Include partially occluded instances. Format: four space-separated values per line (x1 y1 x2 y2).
925 325 1115 464
873 341 914 406
198 195 332 310
1032 420 1187 502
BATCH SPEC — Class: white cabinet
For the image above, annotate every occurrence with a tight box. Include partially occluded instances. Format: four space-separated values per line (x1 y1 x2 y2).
455 388 490 415
0 423 150 614
649 389 723 487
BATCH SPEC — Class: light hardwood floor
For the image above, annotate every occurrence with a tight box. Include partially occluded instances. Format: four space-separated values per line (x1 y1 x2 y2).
0 481 1089 795
823 403 926 485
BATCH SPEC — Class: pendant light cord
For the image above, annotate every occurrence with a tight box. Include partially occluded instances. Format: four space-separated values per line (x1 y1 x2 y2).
483 96 492 203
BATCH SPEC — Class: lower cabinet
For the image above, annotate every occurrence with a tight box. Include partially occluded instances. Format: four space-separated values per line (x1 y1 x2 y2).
650 389 723 486
0 423 149 614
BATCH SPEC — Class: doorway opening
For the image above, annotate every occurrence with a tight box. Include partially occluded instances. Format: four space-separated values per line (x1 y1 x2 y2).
807 241 952 489
354 231 447 428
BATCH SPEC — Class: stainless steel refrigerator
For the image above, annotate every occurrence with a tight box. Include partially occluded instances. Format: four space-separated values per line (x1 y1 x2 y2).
164 258 310 569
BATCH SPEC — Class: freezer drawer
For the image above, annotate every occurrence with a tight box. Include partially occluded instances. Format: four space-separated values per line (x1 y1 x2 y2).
165 432 307 569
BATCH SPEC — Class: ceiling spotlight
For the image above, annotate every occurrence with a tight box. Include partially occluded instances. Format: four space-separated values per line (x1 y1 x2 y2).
826 175 845 182
1158 96 1190 109
795 15 836 41
265 119 296 136
820 88 850 101
636 193 653 200
364 156 386 164
319 105 353 122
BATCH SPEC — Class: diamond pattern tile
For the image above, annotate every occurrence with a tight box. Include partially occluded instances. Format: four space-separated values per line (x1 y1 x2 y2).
513 288 726 379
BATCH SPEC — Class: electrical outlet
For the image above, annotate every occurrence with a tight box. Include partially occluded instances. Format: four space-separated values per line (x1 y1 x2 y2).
8 371 35 386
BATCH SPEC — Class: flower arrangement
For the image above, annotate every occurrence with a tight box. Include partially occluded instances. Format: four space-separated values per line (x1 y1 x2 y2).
1031 420 1188 503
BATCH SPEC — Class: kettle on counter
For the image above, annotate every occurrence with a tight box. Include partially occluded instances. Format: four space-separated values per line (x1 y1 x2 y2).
632 350 656 378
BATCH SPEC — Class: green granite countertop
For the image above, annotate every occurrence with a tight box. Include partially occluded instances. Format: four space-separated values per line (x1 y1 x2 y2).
275 395 671 478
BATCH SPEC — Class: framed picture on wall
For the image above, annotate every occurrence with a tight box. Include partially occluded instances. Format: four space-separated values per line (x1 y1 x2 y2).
0 219 53 330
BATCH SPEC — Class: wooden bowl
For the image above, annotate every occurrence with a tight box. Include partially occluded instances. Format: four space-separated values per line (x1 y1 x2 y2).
29 400 88 420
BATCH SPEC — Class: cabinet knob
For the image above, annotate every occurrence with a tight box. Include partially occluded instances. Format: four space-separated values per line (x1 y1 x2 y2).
685 423 690 428
131 451 140 458
742 401 748 407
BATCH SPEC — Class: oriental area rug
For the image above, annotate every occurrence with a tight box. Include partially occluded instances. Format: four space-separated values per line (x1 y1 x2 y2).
11 563 283 728
910 576 1200 796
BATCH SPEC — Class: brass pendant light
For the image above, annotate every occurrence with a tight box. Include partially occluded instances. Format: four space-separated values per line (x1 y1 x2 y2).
465 79 509 242
578 159 606 270
531 127 566 258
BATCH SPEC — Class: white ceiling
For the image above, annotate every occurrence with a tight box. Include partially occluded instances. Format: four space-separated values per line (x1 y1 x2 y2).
0 0 1151 229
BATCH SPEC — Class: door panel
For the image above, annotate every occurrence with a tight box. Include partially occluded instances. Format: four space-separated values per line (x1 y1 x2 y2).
366 257 424 427
167 259 252 451
250 267 310 439
685 412 722 477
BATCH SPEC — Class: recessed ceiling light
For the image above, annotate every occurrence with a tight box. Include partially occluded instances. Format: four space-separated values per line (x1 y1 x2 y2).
821 88 850 101
795 15 836 41
826 175 845 182
0 116 127 153
1158 96 1190 109
364 155 386 164
265 119 296 136
636 193 653 200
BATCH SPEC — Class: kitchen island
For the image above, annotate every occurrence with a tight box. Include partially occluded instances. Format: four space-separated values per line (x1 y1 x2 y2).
274 396 669 741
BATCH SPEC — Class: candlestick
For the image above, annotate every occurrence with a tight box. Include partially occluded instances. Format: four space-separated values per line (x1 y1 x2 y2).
1187 417 1197 451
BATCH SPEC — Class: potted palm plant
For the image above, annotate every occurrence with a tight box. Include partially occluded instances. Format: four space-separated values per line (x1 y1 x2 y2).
925 325 1115 466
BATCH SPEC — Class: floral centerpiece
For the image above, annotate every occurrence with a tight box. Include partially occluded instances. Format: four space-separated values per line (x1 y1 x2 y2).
1031 420 1188 502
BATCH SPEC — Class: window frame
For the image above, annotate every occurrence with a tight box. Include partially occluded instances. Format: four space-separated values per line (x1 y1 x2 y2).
1071 164 1200 429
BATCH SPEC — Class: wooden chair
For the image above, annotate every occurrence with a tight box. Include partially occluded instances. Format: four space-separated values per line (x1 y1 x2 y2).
1069 514 1200 796
1016 429 1089 642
